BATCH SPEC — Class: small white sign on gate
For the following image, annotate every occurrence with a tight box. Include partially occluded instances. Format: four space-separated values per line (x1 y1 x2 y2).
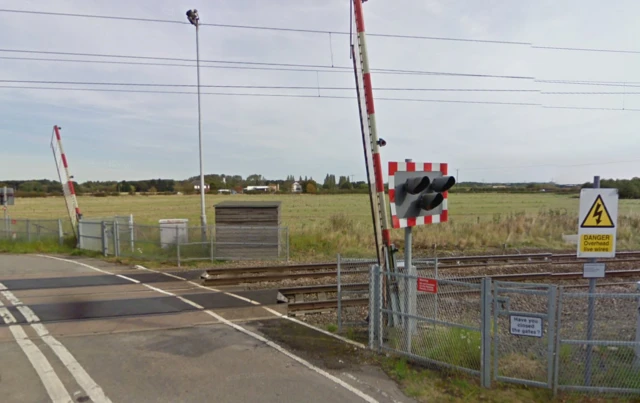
509 315 543 338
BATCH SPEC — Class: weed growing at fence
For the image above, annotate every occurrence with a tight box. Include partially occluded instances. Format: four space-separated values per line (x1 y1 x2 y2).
414 326 482 371
0 237 76 254
557 344 640 391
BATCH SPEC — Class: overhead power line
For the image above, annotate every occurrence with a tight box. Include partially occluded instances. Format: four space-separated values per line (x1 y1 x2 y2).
0 79 538 92
4 85 640 112
0 8 529 45
0 84 538 105
5 8 640 55
0 48 532 80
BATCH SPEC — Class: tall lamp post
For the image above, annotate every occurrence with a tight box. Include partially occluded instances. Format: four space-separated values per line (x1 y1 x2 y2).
186 9 208 241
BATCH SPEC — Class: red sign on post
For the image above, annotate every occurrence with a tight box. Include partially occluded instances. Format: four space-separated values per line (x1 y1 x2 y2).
417 277 438 294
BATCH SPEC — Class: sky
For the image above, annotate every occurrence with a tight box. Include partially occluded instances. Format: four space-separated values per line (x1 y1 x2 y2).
1 0 639 185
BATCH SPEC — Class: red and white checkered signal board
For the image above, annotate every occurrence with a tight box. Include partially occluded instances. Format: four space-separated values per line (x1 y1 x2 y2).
388 161 449 229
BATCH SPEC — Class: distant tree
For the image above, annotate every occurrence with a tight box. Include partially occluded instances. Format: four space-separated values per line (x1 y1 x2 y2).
305 182 317 194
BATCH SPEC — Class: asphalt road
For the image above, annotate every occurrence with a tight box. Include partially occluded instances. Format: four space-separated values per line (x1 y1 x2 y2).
0 254 413 403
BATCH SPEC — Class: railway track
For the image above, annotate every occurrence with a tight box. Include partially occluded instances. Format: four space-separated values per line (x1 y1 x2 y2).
280 268 640 314
200 251 640 288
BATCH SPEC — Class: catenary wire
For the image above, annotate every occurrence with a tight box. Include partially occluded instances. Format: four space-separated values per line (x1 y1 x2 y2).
5 85 640 111
0 48 533 80
6 8 640 55
0 85 541 105
0 9 531 45
0 79 539 92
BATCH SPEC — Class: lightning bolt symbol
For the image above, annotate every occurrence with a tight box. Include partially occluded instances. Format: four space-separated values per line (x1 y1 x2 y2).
593 203 603 224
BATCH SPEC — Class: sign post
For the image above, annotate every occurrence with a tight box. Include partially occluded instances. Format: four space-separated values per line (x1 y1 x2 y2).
577 177 619 386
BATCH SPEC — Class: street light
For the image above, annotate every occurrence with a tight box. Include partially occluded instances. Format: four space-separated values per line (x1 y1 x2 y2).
186 8 207 241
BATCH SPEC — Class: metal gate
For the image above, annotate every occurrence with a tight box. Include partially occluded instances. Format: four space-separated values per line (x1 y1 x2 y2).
492 281 557 388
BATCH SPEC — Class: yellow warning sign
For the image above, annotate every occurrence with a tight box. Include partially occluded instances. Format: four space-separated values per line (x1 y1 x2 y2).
579 234 614 253
580 195 614 228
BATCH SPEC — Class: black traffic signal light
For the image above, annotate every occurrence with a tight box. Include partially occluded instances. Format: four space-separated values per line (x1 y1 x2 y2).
389 162 455 227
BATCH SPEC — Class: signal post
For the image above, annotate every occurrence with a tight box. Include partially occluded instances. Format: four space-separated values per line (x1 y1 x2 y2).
388 160 455 350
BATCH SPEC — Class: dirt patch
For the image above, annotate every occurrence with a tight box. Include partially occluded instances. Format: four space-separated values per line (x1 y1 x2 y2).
246 318 376 371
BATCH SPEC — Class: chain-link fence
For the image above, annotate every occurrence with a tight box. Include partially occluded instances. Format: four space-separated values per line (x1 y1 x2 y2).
337 256 377 332
371 263 491 380
1 216 73 245
366 263 640 397
555 283 640 397
77 216 289 264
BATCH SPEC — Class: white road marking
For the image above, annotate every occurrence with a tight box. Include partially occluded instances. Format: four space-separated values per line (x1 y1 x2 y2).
135 265 186 281
2 290 23 305
0 304 17 324
10 325 74 403
178 297 205 309
142 284 173 296
34 256 377 402
17 305 40 323
1 287 112 403
0 306 73 402
35 254 112 274
116 274 140 283
143 266 366 349
203 310 379 403
31 324 113 403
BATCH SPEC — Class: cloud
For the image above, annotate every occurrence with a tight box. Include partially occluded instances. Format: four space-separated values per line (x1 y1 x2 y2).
1 0 639 184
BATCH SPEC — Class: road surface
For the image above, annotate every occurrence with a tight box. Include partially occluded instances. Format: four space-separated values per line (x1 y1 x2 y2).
0 254 413 403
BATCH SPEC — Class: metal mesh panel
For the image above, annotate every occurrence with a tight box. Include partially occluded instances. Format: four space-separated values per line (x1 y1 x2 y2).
556 284 640 396
0 217 68 243
493 282 556 388
380 268 484 376
337 256 377 331
78 221 103 252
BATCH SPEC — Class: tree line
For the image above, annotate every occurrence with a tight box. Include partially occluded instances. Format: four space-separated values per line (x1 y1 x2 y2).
0 173 370 197
2 176 638 198
581 177 640 199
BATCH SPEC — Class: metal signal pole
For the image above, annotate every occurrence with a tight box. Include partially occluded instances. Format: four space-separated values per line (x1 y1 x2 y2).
187 9 208 241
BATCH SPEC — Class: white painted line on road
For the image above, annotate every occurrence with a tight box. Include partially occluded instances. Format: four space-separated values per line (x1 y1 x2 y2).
35 254 111 274
142 284 204 309
116 274 140 284
143 266 366 349
9 325 74 403
135 265 187 281
31 256 374 401
1 288 112 403
203 310 379 403
0 307 17 324
142 284 173 296
31 324 113 403
17 305 40 323
177 297 205 310
2 290 23 305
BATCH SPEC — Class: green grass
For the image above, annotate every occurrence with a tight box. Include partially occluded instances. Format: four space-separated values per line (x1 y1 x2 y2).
382 356 639 403
5 193 640 260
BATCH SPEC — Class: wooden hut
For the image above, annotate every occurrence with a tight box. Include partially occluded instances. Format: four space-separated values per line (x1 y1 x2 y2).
213 201 282 259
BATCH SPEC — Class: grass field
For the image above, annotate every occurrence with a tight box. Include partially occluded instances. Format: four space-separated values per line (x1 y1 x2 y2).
6 193 640 259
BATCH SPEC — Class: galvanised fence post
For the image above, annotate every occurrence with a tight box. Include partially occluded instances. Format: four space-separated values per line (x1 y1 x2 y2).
635 282 640 369
113 221 120 257
337 254 342 333
101 221 108 256
481 277 492 388
58 219 63 246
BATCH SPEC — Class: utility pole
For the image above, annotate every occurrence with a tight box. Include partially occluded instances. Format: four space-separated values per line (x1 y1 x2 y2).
186 8 208 241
